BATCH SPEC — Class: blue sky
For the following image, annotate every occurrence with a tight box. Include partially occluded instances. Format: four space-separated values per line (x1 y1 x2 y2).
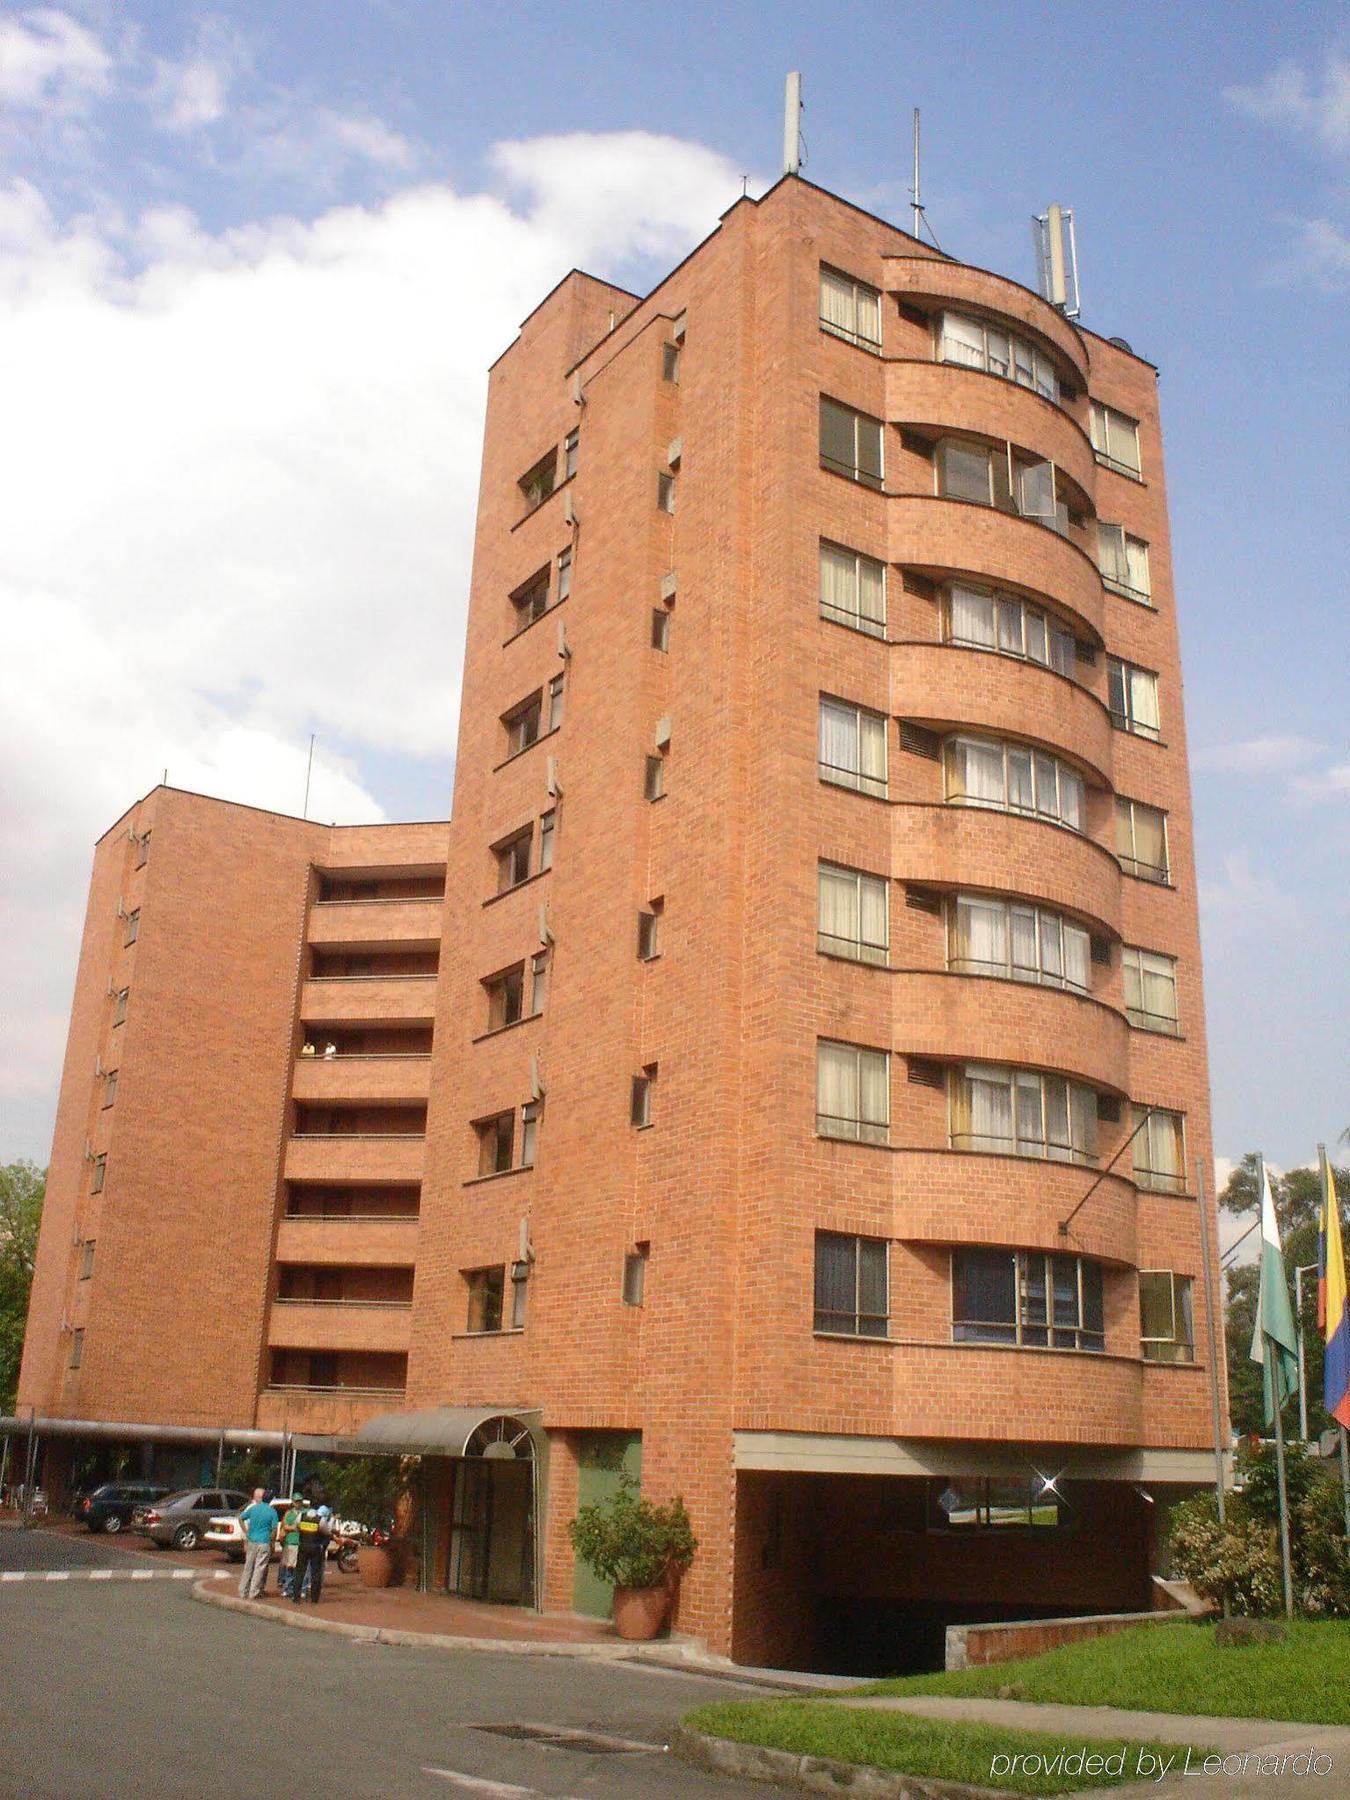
1 0 1346 1184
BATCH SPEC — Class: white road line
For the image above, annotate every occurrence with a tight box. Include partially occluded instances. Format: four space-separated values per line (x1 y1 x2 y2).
423 1772 583 1799
44 1572 71 1581
0 1566 202 1582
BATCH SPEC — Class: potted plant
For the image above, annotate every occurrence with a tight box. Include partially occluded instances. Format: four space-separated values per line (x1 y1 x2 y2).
568 1475 697 1639
310 1456 409 1588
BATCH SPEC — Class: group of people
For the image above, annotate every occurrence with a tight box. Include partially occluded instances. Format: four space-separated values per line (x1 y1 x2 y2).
237 1487 341 1605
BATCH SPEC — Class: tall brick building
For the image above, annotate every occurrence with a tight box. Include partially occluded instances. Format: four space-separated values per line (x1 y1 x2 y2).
15 174 1224 1671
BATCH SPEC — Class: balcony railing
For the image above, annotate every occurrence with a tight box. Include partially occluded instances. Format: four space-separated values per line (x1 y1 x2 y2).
273 1297 412 1309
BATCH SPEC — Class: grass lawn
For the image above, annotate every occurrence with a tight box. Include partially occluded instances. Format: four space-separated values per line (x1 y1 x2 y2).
683 1702 1215 1796
851 1619 1350 1725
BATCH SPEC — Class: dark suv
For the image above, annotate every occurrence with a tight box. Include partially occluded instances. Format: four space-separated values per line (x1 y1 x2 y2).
76 1482 171 1534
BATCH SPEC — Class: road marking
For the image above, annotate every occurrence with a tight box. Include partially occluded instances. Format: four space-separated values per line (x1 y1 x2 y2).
0 1567 199 1583
423 1772 584 1798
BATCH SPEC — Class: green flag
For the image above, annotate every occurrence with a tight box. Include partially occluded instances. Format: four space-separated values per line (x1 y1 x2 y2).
1248 1160 1299 1426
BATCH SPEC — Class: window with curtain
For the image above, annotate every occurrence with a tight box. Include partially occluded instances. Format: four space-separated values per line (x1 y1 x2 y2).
1116 798 1169 882
1089 402 1142 478
819 699 888 798
950 1065 1097 1164
818 863 889 965
943 736 1085 832
953 1248 1104 1351
814 1231 889 1336
936 311 1059 402
1098 523 1151 602
944 584 1076 677
1132 1105 1186 1192
465 1266 506 1333
936 439 1069 536
820 268 882 351
1122 947 1179 1033
817 1040 890 1144
949 894 1090 993
1139 1270 1195 1362
820 542 886 638
820 397 884 488
1108 658 1161 739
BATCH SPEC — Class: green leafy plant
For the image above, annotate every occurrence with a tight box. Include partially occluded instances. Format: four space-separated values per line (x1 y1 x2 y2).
308 1456 407 1533
568 1474 697 1590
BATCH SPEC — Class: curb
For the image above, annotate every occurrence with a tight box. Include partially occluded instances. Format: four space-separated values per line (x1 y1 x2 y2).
672 1725 1020 1799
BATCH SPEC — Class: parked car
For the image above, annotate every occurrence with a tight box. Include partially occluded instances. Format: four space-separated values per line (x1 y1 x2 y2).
75 1482 171 1534
132 1488 251 1551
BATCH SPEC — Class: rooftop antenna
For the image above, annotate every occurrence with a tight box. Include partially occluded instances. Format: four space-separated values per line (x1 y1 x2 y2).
783 71 802 176
302 732 315 820
1032 203 1082 318
911 108 922 239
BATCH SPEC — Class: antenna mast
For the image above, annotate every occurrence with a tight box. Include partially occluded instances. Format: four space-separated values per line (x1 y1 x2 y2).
783 71 802 175
911 108 921 239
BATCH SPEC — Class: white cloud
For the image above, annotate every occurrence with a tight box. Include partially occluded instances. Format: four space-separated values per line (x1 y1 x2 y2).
0 7 113 112
1198 852 1296 919
1270 215 1350 293
1192 734 1326 775
149 18 243 132
0 130 748 1158
1225 53 1350 157
1292 760 1350 801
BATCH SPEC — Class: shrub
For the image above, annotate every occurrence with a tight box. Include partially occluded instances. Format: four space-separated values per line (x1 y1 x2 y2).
568 1475 697 1590
307 1456 407 1533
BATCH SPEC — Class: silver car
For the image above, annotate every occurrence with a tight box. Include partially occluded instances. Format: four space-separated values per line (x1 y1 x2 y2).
132 1487 251 1551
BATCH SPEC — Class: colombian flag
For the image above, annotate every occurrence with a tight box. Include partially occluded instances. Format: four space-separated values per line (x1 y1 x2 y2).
1319 1145 1350 1431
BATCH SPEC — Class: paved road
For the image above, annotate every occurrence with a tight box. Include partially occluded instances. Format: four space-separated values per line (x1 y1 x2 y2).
1 1527 777 1798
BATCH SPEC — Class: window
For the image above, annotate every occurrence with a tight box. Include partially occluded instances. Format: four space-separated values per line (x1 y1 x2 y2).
465 1266 505 1334
936 311 1059 403
1132 1105 1186 1193
135 831 150 868
1090 402 1142 478
657 471 676 513
644 754 665 801
623 1243 649 1306
932 1476 1064 1531
948 894 1091 994
818 863 888 965
1116 797 1169 882
819 699 888 798
1108 658 1160 740
69 1328 84 1370
547 673 565 732
530 949 549 1016
953 1248 1104 1351
80 1240 95 1280
949 1065 1098 1164
943 736 1085 833
936 438 1069 535
520 1099 540 1168
1122 947 1179 1034
510 567 551 632
90 1154 106 1195
538 808 556 871
1098 524 1151 602
944 584 1076 678
485 964 525 1031
510 1260 529 1328
1140 1270 1195 1362
631 1067 656 1128
819 397 883 488
637 904 661 961
503 693 543 758
518 448 558 513
475 1111 514 1177
102 1070 118 1109
113 988 128 1027
662 342 680 382
495 829 533 893
814 1231 888 1336
556 548 572 602
819 542 886 638
819 267 882 351
564 428 579 480
650 608 670 651
124 909 139 946
816 1040 889 1144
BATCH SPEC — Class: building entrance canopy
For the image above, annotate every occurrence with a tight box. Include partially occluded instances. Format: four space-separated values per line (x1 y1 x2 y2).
333 1405 542 1460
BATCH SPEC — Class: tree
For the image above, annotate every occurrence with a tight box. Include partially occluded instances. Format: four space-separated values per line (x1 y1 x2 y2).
0 1161 45 1415
1220 1153 1349 1440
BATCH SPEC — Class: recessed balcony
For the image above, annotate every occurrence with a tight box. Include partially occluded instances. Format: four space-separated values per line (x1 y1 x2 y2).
283 1135 425 1185
291 1054 431 1105
299 977 437 1026
275 1214 420 1266
307 897 444 948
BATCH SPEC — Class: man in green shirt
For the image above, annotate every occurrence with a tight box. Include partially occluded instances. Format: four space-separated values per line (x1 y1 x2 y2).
278 1496 303 1598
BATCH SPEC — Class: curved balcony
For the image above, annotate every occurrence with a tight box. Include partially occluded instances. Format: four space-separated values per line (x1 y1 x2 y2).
891 803 1122 932
283 1134 425 1186
275 1215 419 1266
892 1341 1143 1445
894 970 1129 1095
883 255 1089 387
890 1147 1137 1266
307 897 443 947
885 494 1104 642
267 1299 411 1354
291 1054 431 1105
891 643 1112 786
886 362 1097 502
299 976 437 1026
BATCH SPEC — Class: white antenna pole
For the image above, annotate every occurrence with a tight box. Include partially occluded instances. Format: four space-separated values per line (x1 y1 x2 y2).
912 108 921 239
783 71 802 176
302 733 315 820
1047 202 1067 309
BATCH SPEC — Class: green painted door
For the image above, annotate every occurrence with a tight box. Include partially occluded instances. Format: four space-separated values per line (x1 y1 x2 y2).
571 1431 642 1617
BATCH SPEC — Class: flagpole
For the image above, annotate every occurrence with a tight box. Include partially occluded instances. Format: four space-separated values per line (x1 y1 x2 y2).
1194 1159 1227 1522
1259 1153 1295 1619
1341 1427 1350 1545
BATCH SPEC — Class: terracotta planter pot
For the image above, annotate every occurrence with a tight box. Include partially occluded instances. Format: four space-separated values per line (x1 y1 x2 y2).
359 1544 397 1589
611 1584 670 1640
